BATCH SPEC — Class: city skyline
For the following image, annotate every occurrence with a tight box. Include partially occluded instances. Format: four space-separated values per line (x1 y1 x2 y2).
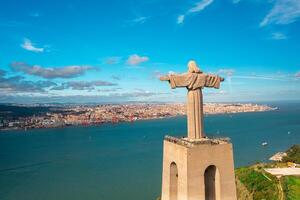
0 0 300 103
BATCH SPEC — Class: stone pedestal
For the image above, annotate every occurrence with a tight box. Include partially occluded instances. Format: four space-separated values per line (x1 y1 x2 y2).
161 136 237 200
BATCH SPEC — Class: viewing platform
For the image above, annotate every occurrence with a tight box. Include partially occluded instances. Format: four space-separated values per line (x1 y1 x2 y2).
164 135 231 148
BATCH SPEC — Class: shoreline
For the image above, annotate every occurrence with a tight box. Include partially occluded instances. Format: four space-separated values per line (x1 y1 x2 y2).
0 106 276 133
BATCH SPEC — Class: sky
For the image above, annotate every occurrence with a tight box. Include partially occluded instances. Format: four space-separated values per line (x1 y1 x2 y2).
0 0 300 103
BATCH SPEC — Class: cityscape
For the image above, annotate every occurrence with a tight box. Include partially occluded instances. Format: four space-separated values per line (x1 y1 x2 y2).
0 103 275 131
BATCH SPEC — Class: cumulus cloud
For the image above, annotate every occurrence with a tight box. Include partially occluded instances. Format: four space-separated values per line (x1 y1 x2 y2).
126 54 149 65
177 0 214 24
0 70 56 94
51 80 117 91
271 32 287 40
260 0 300 27
11 62 96 79
21 38 44 52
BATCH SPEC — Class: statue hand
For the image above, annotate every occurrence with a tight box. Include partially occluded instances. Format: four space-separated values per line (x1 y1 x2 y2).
160 75 170 81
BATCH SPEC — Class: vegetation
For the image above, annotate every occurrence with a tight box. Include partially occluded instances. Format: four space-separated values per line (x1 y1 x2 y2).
236 177 253 200
236 145 300 200
282 176 300 200
235 165 279 200
282 145 300 164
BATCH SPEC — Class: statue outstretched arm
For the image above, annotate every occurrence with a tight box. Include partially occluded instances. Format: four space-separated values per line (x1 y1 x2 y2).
204 74 225 89
159 74 192 89
159 75 170 81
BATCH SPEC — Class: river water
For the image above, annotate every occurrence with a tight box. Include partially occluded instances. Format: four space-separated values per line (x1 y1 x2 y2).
0 102 299 200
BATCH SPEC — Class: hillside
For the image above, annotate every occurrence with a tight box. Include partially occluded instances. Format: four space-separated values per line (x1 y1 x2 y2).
236 145 300 200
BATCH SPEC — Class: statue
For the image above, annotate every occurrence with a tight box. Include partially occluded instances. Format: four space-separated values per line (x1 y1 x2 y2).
160 60 224 139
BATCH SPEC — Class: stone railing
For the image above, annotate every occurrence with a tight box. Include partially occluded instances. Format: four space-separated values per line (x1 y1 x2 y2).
164 135 230 147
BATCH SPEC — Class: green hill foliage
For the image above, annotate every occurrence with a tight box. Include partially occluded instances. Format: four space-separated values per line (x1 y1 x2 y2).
282 176 300 200
282 145 300 164
235 165 279 200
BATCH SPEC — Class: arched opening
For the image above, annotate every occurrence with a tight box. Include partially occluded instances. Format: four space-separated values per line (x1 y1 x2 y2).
204 165 220 200
170 162 178 200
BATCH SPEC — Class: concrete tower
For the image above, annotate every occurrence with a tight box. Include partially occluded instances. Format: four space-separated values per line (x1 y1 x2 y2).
160 61 237 200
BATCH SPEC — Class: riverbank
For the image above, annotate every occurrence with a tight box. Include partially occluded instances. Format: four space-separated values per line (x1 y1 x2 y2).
0 103 276 132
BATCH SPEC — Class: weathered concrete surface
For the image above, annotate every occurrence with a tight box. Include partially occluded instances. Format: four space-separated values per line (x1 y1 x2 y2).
161 136 237 200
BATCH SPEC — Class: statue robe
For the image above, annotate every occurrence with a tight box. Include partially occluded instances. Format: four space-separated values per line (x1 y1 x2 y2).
168 73 222 139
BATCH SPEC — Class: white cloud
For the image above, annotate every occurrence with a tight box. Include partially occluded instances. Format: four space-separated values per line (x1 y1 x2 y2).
188 0 214 13
21 38 44 52
126 54 149 65
271 32 287 40
51 80 117 91
177 15 185 24
260 0 300 27
177 0 214 24
295 71 300 78
131 17 148 24
126 16 150 26
168 71 176 75
11 62 97 79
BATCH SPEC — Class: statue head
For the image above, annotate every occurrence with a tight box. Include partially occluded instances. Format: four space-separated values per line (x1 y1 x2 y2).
188 60 202 73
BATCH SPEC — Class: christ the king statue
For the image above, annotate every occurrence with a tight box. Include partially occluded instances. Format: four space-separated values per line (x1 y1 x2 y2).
160 60 224 139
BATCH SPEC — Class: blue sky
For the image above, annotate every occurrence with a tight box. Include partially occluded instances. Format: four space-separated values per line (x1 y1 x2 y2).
0 0 300 103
